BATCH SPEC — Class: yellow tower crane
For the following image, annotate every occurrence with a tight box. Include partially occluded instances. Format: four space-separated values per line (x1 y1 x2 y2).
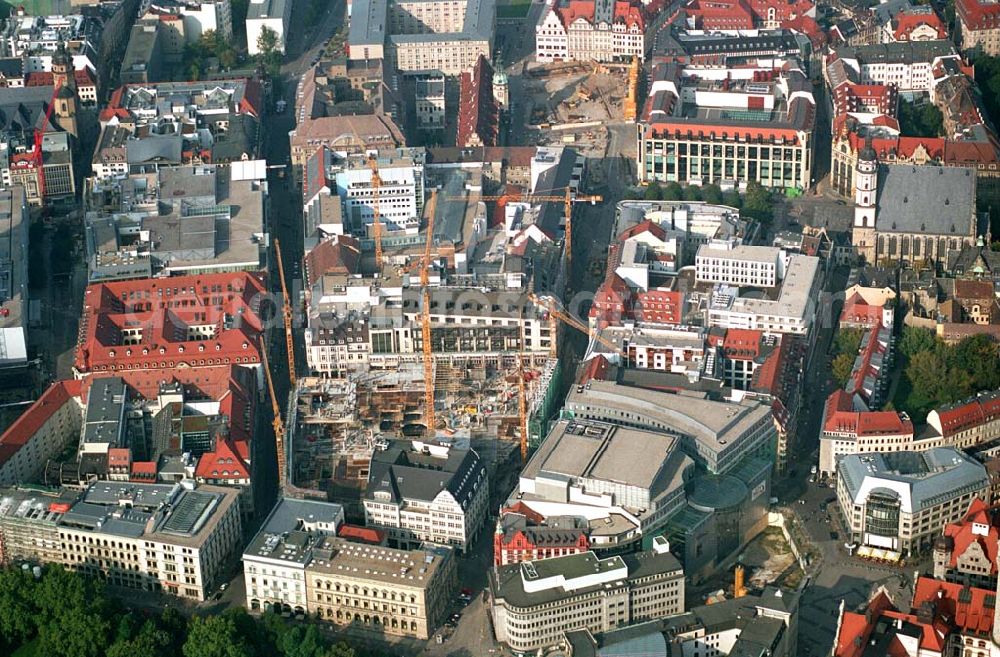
261 342 287 490
529 293 627 359
273 238 296 387
369 155 384 270
419 190 439 437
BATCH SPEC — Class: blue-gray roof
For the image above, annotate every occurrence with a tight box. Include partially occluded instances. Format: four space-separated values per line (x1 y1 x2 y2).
839 447 988 513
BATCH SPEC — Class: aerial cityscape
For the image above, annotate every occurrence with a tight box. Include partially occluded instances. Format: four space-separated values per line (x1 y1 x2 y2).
0 0 999 654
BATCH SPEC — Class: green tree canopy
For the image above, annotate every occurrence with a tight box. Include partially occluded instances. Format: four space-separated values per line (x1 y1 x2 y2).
831 353 856 386
701 184 723 205
682 185 702 202
662 182 683 201
643 182 662 200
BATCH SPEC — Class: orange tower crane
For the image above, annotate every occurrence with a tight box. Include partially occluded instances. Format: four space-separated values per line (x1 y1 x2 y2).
529 293 627 358
419 190 439 436
368 155 384 270
273 238 296 386
261 342 287 490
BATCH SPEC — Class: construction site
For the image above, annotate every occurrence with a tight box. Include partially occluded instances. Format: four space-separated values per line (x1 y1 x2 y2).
285 357 562 519
521 58 640 188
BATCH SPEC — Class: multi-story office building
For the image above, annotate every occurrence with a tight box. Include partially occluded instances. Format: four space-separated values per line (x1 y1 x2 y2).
564 380 776 475
564 587 799 657
244 497 456 639
243 498 345 615
638 63 815 190
829 40 958 92
348 0 495 76
696 242 783 288
956 0 1000 56
837 447 990 556
514 419 693 550
534 0 646 63
92 79 262 179
364 440 489 553
302 147 426 237
490 538 685 654
0 481 242 600
305 538 456 639
702 252 822 336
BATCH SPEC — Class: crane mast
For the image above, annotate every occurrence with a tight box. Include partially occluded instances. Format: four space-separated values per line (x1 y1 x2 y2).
369 156 384 270
273 238 296 386
261 343 287 490
420 191 438 437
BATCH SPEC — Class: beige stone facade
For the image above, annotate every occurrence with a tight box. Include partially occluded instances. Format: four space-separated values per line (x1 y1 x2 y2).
305 538 457 640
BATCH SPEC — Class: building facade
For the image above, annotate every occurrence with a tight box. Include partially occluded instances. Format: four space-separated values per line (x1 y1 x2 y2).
837 448 990 556
363 440 489 553
0 481 242 601
489 539 685 654
534 0 646 63
305 538 456 640
957 0 1000 56
638 64 815 190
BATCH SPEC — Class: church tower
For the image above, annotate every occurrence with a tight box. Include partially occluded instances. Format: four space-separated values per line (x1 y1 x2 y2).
852 141 878 263
51 43 78 139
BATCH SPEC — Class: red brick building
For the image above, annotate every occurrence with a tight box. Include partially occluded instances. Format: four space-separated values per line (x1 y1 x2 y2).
494 508 590 566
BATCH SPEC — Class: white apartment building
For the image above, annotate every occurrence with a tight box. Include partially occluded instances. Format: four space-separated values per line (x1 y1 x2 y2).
179 0 233 40
243 498 345 614
837 448 990 556
246 0 291 54
695 242 783 288
0 482 243 601
364 440 489 554
335 161 424 236
490 538 685 654
832 40 958 93
704 253 821 335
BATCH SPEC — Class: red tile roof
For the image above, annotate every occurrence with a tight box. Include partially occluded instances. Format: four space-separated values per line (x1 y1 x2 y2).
893 11 946 40
835 590 896 657
130 461 157 480
578 354 613 384
304 235 361 287
338 524 386 545
74 272 267 375
840 291 885 328
633 289 682 325
822 389 913 436
941 499 999 575
956 0 1000 30
0 380 82 469
456 56 498 149
618 219 666 242
911 576 995 636
721 328 762 360
933 393 1000 436
25 69 96 88
195 437 250 481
